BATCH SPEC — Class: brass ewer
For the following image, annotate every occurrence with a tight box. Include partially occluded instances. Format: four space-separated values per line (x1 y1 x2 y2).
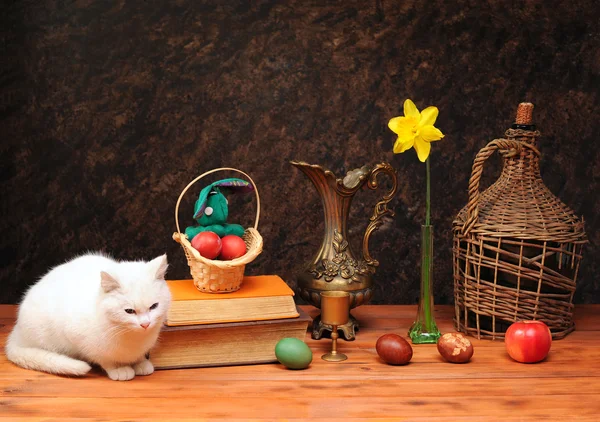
291 161 398 340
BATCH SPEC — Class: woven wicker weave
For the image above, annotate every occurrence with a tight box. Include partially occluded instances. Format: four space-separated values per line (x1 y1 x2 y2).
173 168 263 293
452 103 587 340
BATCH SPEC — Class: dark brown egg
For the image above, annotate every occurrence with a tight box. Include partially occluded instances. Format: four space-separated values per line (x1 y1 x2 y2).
376 334 413 365
437 332 474 363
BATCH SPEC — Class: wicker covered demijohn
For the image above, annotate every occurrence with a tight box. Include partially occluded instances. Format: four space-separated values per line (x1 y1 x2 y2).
452 103 587 340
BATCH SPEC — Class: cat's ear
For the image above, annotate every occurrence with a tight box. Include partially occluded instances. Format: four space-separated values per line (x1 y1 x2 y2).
100 271 121 293
149 254 169 280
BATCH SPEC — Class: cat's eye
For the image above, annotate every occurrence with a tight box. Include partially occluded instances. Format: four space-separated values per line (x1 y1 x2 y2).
124 308 136 314
150 303 159 310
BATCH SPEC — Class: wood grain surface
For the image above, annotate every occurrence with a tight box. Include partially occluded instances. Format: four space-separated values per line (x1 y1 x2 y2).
1 304 599 421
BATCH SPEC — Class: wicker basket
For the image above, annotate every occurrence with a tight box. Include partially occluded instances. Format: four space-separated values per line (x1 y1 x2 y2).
452 103 587 340
173 167 263 293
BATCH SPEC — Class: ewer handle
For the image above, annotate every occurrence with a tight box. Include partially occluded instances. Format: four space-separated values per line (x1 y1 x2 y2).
362 163 398 267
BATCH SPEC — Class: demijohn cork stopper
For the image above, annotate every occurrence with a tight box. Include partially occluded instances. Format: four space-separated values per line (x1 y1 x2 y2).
515 102 534 125
512 102 536 130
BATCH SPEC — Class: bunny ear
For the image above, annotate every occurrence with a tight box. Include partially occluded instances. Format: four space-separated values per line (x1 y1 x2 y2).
193 183 216 219
192 179 254 219
212 178 254 194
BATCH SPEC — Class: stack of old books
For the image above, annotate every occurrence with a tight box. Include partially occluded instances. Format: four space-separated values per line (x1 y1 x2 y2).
151 275 311 369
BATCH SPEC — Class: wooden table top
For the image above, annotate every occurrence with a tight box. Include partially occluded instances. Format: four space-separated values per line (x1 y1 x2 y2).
1 304 599 421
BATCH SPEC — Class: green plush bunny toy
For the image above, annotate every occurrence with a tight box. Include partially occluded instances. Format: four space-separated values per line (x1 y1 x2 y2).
185 178 254 241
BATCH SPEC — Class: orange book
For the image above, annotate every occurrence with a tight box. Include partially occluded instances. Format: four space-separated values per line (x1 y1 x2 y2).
165 275 299 326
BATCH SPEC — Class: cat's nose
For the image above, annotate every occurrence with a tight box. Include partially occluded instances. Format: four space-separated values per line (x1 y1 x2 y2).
140 321 150 329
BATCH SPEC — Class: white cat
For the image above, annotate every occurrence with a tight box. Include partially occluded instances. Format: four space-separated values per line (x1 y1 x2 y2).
5 252 171 381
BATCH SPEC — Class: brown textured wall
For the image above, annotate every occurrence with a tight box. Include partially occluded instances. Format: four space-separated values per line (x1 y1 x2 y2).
1 0 598 305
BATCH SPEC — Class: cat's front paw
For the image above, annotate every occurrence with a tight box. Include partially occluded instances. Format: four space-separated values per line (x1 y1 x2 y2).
133 359 154 376
105 366 135 381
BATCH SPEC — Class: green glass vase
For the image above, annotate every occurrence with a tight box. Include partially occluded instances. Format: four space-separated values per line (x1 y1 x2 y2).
408 224 441 344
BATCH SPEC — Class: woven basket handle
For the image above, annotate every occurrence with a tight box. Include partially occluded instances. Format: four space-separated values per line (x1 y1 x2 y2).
174 167 260 237
462 139 540 235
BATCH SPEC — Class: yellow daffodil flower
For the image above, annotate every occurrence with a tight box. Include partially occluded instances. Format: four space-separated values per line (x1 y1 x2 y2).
388 99 445 162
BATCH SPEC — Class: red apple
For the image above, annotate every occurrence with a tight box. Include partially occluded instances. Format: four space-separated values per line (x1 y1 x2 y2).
191 231 222 259
219 235 247 260
505 320 552 363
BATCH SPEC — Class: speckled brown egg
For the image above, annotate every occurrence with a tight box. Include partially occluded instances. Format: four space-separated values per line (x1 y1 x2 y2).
437 332 474 363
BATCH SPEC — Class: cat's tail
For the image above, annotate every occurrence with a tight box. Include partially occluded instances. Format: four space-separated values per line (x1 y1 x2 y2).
5 330 92 376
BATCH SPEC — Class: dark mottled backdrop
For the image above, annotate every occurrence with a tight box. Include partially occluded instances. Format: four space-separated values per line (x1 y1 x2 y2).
1 0 598 305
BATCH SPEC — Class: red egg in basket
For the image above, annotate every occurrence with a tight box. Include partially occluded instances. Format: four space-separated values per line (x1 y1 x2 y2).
219 235 247 260
191 231 222 260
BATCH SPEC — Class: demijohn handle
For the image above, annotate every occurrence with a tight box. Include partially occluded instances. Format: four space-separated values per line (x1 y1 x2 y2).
461 139 540 235
362 163 398 267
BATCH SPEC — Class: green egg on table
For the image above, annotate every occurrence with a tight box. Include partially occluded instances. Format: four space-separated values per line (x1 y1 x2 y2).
275 337 313 369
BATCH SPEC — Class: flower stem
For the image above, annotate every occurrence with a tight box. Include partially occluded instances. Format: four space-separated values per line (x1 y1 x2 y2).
425 158 431 226
424 158 431 328
422 225 432 330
